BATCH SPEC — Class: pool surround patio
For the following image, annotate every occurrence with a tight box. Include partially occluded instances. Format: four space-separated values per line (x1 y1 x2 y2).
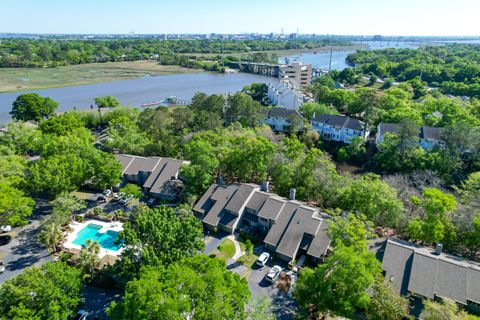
64 219 124 258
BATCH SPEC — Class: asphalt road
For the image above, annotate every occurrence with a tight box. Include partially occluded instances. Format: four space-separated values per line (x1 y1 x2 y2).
0 206 53 283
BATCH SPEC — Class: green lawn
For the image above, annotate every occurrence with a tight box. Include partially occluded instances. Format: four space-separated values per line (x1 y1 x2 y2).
213 238 236 260
237 253 258 268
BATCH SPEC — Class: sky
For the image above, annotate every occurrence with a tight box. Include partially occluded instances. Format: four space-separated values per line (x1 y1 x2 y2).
1 0 479 36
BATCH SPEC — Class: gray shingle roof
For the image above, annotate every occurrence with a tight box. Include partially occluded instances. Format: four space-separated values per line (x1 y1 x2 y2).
381 238 414 295
381 238 480 305
115 154 162 175
265 107 303 120
408 253 437 299
307 219 331 258
200 184 241 228
275 207 322 259
193 184 218 215
195 183 331 261
378 123 401 136
224 184 257 214
257 197 286 220
420 126 443 141
115 154 135 174
245 192 270 212
263 202 299 248
148 159 185 195
312 114 364 131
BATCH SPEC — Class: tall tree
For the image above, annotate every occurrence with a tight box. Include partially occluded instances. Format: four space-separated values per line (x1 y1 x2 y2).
0 180 35 226
39 222 63 253
10 93 58 122
77 239 101 281
108 255 250 320
0 121 42 155
0 262 82 320
337 173 405 228
95 96 121 108
246 296 275 320
367 280 411 320
224 92 264 127
294 246 380 318
328 213 374 252
421 299 471 320
116 206 204 279
407 188 457 245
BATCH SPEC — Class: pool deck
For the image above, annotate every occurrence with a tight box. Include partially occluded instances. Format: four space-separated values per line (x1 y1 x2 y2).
64 219 124 258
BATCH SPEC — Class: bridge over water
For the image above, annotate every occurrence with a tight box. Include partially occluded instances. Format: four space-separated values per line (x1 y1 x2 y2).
228 61 326 79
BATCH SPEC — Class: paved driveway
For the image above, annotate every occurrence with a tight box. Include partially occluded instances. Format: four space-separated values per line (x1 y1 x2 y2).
246 263 297 320
0 212 53 283
82 286 122 319
203 231 228 254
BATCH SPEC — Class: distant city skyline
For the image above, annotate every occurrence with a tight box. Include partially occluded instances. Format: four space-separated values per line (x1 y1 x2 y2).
1 0 479 36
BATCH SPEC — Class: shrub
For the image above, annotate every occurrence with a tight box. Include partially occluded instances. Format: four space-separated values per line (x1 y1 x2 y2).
245 239 254 255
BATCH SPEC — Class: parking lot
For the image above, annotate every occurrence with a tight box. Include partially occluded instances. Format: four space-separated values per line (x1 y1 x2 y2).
0 200 53 283
224 247 298 320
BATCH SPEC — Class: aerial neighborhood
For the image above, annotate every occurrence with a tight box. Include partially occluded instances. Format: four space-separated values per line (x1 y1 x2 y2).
1 3 480 320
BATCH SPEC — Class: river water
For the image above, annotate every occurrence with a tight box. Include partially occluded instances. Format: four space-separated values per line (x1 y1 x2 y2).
0 41 425 125
280 41 421 70
0 73 276 125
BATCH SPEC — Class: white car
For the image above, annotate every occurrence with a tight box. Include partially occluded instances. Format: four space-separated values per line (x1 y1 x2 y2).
265 265 282 283
103 189 113 197
113 192 124 201
256 252 270 267
0 225 11 233
0 261 5 274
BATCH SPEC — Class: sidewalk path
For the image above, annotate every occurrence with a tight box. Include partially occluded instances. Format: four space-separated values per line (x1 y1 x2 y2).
228 235 245 260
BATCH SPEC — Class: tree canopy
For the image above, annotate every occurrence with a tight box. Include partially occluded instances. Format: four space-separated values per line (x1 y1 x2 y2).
337 173 405 228
108 255 250 320
10 93 58 122
116 206 205 279
0 262 82 320
95 95 121 108
294 245 381 318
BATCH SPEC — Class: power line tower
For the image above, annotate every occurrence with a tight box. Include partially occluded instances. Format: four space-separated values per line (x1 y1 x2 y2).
328 35 334 73
221 35 225 69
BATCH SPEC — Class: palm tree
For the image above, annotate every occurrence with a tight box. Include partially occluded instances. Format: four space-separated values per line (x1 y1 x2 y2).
77 239 100 280
39 222 63 253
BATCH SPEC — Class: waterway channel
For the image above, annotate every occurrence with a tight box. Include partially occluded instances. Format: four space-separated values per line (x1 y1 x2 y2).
0 72 276 124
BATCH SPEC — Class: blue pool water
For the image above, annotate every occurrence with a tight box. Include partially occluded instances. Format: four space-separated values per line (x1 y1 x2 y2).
72 223 123 251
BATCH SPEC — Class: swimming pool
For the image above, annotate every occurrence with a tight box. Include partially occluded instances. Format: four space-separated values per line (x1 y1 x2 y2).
72 223 123 251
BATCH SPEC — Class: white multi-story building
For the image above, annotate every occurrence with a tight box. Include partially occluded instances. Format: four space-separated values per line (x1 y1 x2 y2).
311 114 368 144
267 81 313 110
263 107 304 133
376 123 444 150
278 61 313 88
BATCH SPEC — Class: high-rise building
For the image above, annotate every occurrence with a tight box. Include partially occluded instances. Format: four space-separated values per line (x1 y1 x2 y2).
278 61 313 88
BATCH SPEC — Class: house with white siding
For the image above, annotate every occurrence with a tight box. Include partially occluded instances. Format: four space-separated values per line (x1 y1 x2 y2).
311 114 368 144
267 80 313 110
263 107 304 133
376 123 444 150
